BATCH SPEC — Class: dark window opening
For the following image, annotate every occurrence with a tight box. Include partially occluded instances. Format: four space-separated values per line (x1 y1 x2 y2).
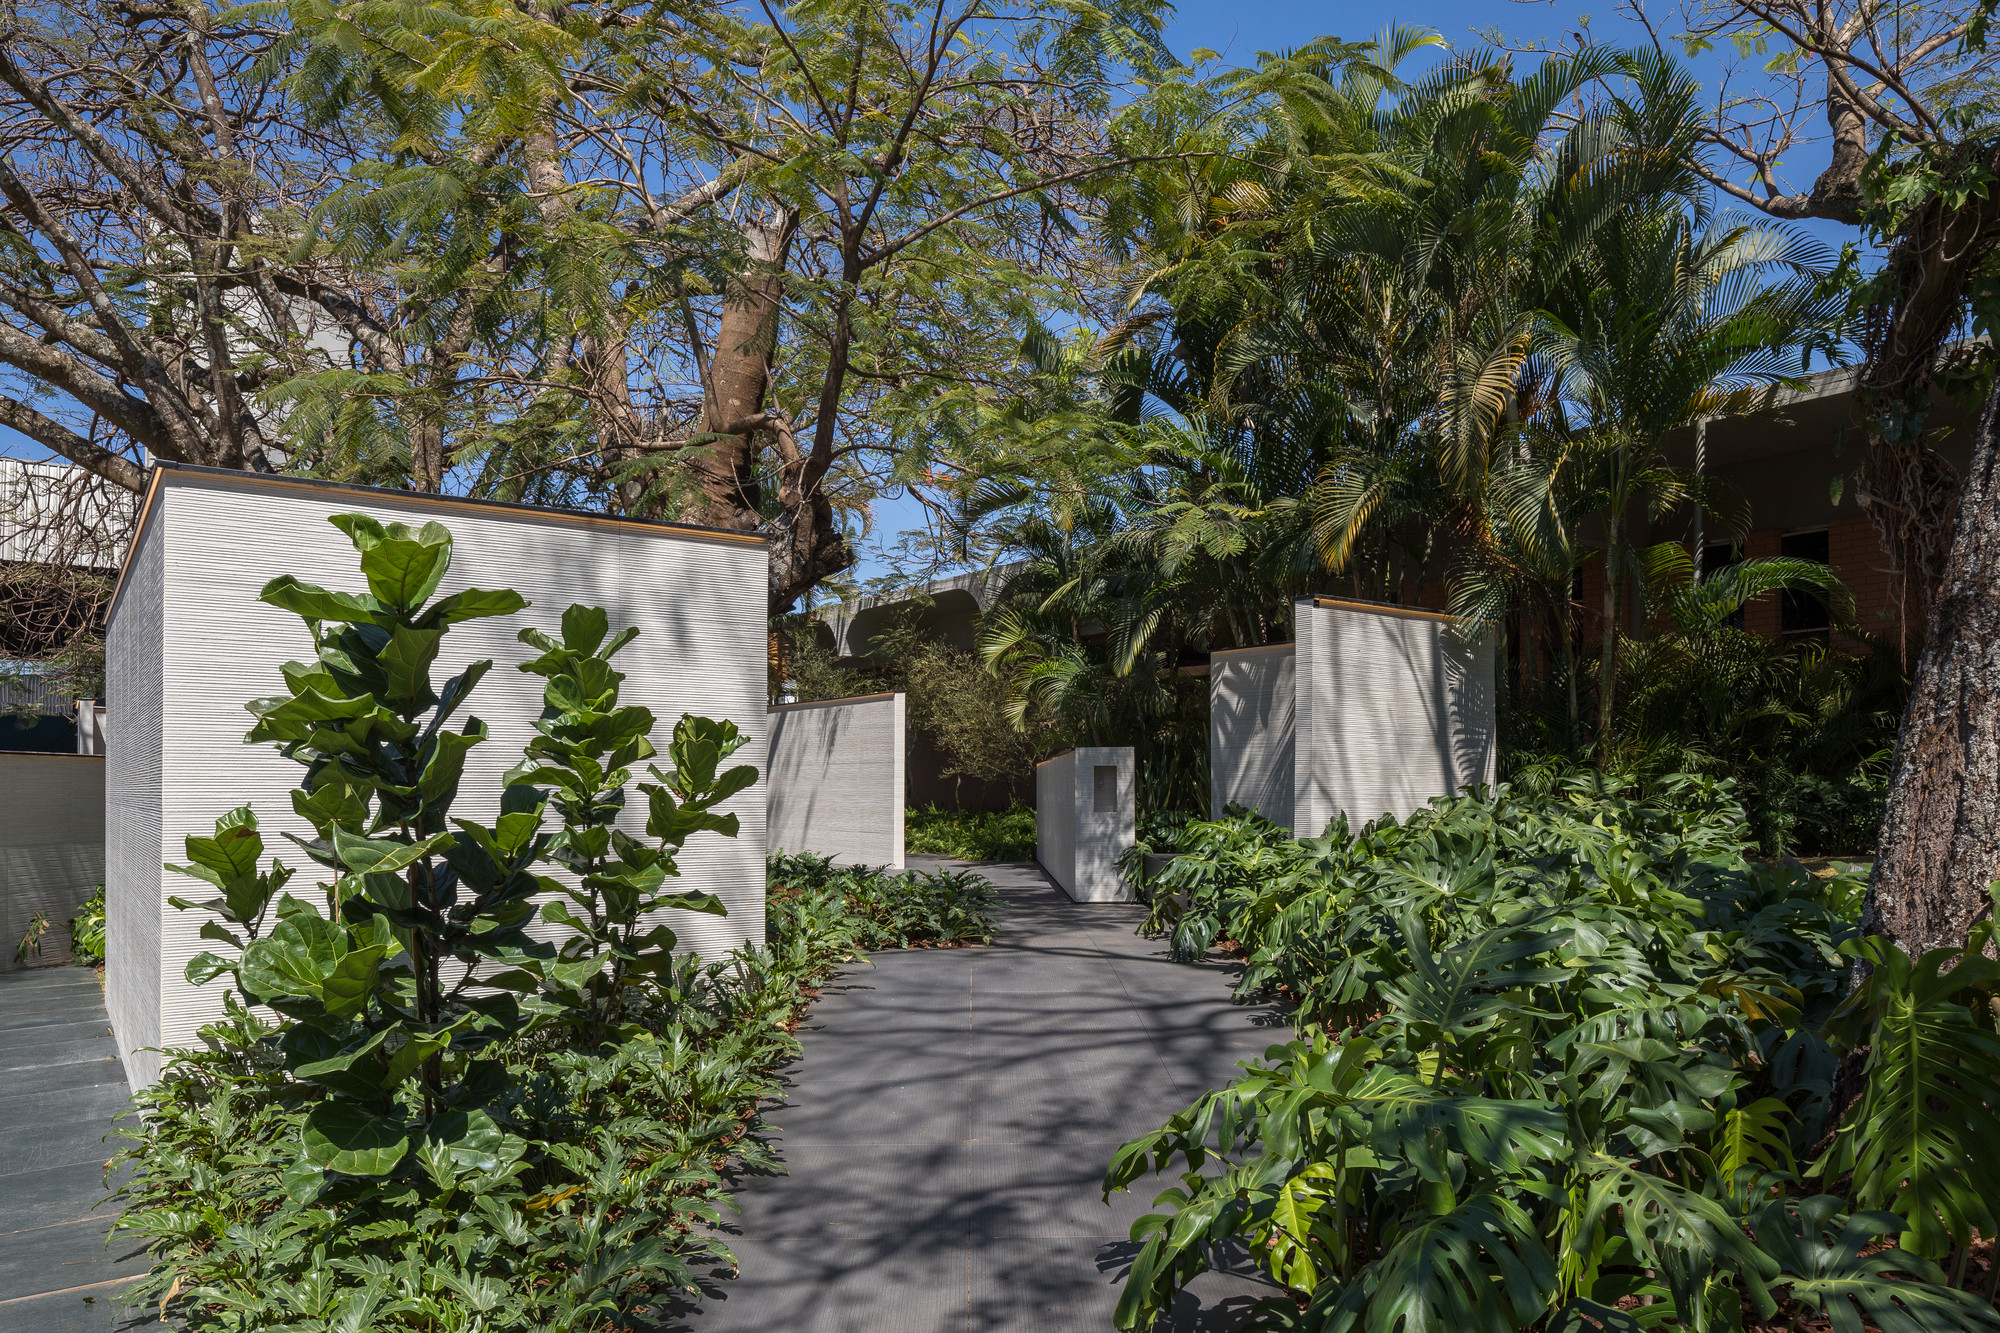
1780 529 1831 639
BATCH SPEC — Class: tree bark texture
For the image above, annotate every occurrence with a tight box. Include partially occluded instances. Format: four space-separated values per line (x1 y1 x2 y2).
1865 373 2000 955
683 209 853 614
1852 146 2000 657
688 211 796 533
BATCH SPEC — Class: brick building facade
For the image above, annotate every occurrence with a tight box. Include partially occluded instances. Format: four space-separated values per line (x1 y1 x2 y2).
1543 364 1972 656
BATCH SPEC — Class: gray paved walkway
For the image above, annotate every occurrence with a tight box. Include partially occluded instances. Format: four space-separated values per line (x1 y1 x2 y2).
0 965 146 1332
676 858 1289 1333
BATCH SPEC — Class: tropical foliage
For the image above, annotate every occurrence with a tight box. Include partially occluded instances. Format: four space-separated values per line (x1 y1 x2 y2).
920 38 1891 844
1107 783 2000 1330
70 884 106 967
108 516 992 1329
769 852 998 948
905 805 1040 863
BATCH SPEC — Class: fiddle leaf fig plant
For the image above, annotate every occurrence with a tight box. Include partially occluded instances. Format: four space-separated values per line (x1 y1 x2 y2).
174 512 546 1178
121 512 935 1332
511 604 752 1041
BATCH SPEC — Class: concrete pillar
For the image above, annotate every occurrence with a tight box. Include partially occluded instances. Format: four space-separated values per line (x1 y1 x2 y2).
1035 746 1135 902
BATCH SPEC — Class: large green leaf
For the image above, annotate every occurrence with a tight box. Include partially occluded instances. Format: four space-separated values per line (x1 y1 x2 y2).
560 603 609 654
332 827 455 876
1754 1197 2000 1333
423 588 528 628
293 1027 394 1096
425 1108 527 1175
328 511 389 552
1814 938 2000 1257
1375 917 1570 1050
260 574 389 627
375 626 444 707
1576 1152 1776 1317
356 521 453 610
1342 1074 1567 1181
1330 1194 1557 1333
302 1101 410 1176
236 910 385 1019
418 727 486 806
237 911 345 1001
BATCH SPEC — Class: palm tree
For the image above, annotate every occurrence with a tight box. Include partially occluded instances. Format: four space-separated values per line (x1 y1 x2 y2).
1540 204 1841 748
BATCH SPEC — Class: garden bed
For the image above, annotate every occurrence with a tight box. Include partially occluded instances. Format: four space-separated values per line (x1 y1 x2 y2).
1107 778 2000 1330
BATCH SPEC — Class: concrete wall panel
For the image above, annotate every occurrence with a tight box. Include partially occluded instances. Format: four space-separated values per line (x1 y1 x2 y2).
0 754 105 972
1209 644 1295 825
1295 598 1497 835
105 467 769 1085
106 514 165 1086
766 692 905 868
1034 750 1076 894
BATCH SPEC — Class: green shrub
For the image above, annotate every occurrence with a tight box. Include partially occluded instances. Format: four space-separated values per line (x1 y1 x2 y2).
109 515 990 1331
70 884 105 965
1508 631 1906 857
768 852 996 948
905 803 1036 861
1107 778 2000 1331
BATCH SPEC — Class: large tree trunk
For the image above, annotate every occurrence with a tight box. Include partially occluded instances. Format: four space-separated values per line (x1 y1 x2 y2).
1855 146 2000 659
1863 374 2000 955
688 211 796 532
687 208 854 614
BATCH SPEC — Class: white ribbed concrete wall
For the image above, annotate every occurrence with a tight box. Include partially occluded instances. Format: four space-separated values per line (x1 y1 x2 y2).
107 514 165 1086
1034 751 1076 893
1294 597 1497 835
1209 644 1296 825
766 692 904 868
0 754 105 972
1036 746 1134 903
104 467 769 1087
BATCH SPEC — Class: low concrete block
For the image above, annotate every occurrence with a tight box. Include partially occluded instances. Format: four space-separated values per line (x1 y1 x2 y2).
1034 747 1134 903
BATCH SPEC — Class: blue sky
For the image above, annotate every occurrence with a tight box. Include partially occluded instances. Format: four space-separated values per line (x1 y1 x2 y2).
1168 0 1590 63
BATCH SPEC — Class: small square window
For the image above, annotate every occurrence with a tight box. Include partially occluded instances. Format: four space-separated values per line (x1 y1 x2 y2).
1092 765 1117 813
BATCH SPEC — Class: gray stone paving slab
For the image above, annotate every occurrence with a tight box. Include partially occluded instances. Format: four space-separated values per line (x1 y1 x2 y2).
0 1217 152 1302
0 968 149 1328
0 1018 117 1056
675 859 1285 1332
0 1281 151 1333
971 1239 1271 1333
6 1161 131 1234
0 1054 125 1100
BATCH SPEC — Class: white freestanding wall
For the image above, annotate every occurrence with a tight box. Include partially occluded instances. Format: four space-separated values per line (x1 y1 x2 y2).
1208 644 1296 827
0 754 105 970
1034 746 1135 903
1208 599 1498 834
104 465 770 1089
765 692 905 868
